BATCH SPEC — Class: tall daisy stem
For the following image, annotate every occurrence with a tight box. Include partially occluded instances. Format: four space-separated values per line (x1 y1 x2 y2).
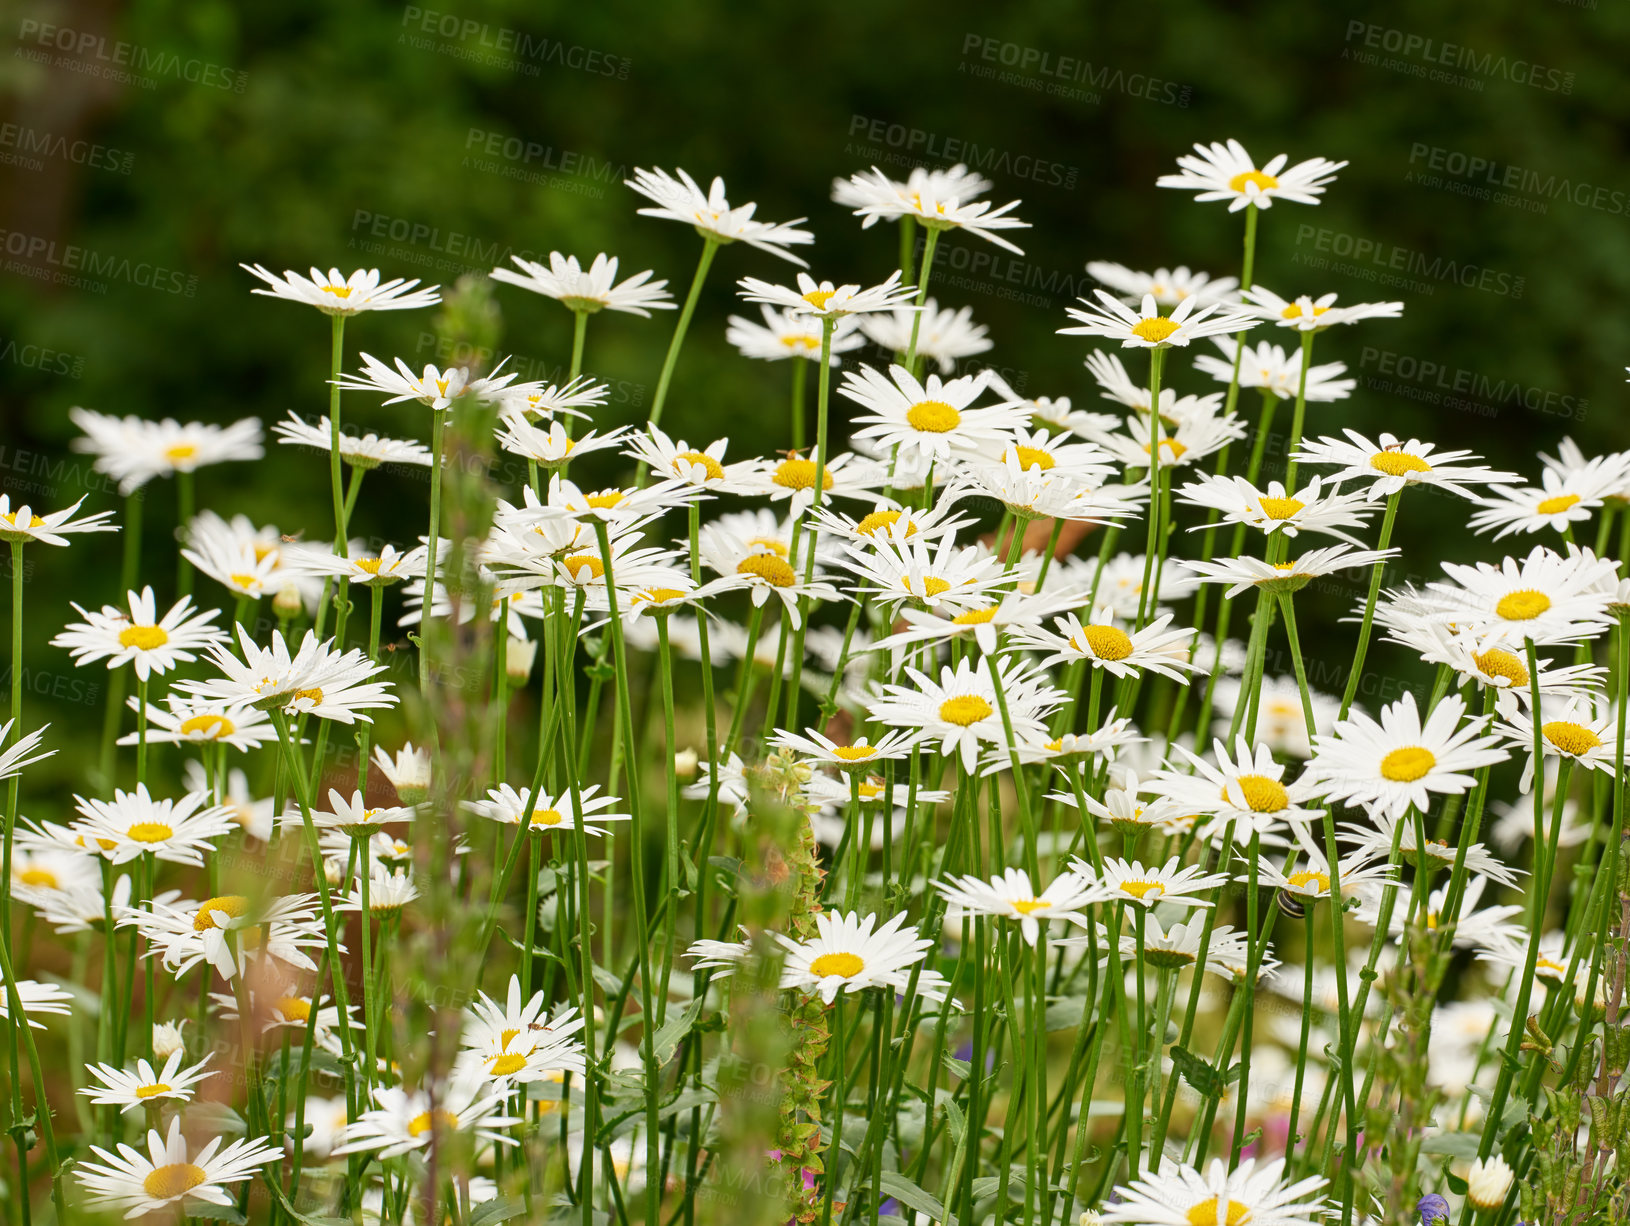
647 238 719 434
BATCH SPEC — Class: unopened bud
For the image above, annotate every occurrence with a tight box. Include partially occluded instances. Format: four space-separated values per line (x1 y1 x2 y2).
153 1020 187 1061
674 749 699 780
273 583 304 618
1466 1156 1514 1212
504 636 537 682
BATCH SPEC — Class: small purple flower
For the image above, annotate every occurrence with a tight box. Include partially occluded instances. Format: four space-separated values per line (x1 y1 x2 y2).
1417 1194 1450 1224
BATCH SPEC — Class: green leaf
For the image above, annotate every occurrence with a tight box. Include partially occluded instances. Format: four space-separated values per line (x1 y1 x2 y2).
1419 1132 1484 1159
187 1203 248 1225
1169 1045 1224 1099
1043 995 1092 1031
941 1051 971 1081
467 1195 528 1226
877 1172 946 1223
651 998 704 1066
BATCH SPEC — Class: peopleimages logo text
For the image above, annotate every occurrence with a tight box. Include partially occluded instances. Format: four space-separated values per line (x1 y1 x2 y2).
1343 21 1574 93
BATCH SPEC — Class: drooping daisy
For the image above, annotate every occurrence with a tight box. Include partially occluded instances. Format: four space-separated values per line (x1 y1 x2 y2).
1195 338 1355 402
725 305 867 363
1015 609 1203 682
1157 139 1346 211
626 167 814 264
1236 286 1403 332
1178 543 1399 598
1075 856 1231 911
241 264 440 314
373 743 432 804
859 298 991 372
1293 429 1516 502
332 1080 519 1159
1060 291 1250 350
1177 474 1375 542
775 910 939 1004
1086 261 1240 309
840 166 1030 253
841 363 1026 463
81 1050 216 1114
179 626 396 724
490 251 673 316
76 1116 282 1218
465 783 631 837
53 587 225 682
72 784 235 866
0 494 117 546
935 867 1101 946
1306 692 1509 821
271 411 433 469
1494 694 1619 789
866 656 1062 772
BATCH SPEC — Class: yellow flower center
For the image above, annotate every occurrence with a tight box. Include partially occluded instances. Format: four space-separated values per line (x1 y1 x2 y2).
773 459 834 491
563 554 605 581
1286 870 1331 894
1496 589 1551 621
407 1109 459 1137
1074 625 1134 662
1228 170 1280 194
677 450 725 481
1144 438 1189 461
910 575 952 599
1542 721 1602 756
1008 446 1055 471
831 745 878 761
1233 775 1289 813
177 713 233 741
118 624 170 651
1369 451 1431 477
127 822 174 844
585 491 625 509
229 572 259 591
952 608 998 625
142 1163 208 1200
634 588 688 606
1118 880 1166 901
1131 316 1180 344
488 1052 529 1077
16 867 57 888
194 896 248 931
354 557 384 575
858 779 884 801
1379 746 1436 782
1281 303 1330 321
938 695 993 726
1010 899 1049 916
749 536 789 557
1187 1197 1252 1226
163 443 198 465
293 687 324 706
1536 956 1568 979
808 952 865 979
134 1082 172 1099
1258 496 1305 520
906 400 962 433
779 334 821 350
802 289 836 310
530 809 566 827
276 997 311 1022
1536 493 1581 516
856 510 910 537
1472 649 1528 687
737 554 798 586
322 285 354 299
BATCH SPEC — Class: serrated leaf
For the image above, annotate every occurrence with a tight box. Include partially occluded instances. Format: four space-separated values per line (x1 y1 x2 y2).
941 1051 971 1081
1168 1045 1223 1099
652 999 704 1067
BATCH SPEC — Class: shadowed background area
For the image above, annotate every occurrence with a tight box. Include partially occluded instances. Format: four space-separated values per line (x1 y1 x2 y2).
2 0 1629 777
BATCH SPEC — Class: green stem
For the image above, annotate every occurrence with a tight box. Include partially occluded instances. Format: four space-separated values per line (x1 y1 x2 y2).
646 238 719 434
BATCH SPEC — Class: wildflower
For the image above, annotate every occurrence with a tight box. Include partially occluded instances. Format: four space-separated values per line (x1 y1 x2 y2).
840 166 1030 253
776 910 937 1003
1293 429 1516 501
866 656 1062 771
935 868 1101 945
81 1051 215 1114
240 264 439 314
626 167 814 264
1061 291 1250 350
76 1117 282 1218
1085 261 1240 308
272 411 433 469
465 783 631 837
1156 138 1346 211
726 305 866 362
1236 286 1403 331
1075 856 1231 910
842 363 1025 463
859 298 991 371
0 494 117 546
490 251 673 315
1104 1155 1329 1225
332 1081 518 1158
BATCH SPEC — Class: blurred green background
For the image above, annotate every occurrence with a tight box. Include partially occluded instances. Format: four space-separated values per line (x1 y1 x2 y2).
3 0 1629 779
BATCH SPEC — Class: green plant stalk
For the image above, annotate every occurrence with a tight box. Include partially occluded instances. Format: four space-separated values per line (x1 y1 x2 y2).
902 228 942 376
654 615 681 1025
646 237 720 435
1280 330 1315 488
176 468 195 596
784 315 837 727
327 313 348 547
1338 490 1403 719
1134 348 1167 631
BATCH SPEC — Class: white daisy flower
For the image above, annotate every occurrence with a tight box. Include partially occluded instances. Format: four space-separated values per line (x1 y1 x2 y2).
332 1081 519 1159
72 784 235 867
1236 286 1403 332
741 450 883 519
808 497 974 548
935 867 1101 946
1340 811 1521 887
1256 846 1394 908
1086 261 1240 308
1179 543 1398 598
178 626 395 724
725 305 867 363
0 494 117 546
119 698 274 753
831 163 992 213
1061 290 1251 350
1073 855 1231 911
1157 138 1346 211
81 1051 215 1114
841 533 1007 615
122 892 329 981
464 783 631 837
623 427 768 493
1305 692 1509 821
841 363 1025 463
500 375 610 421
696 520 842 631
458 975 587 1085
1469 465 1620 539
1493 694 1619 789
373 743 432 804
284 788 416 838
1197 338 1355 403
1356 876 1520 955
333 352 517 411
867 587 1084 658
866 656 1062 772
489 251 673 315
76 1116 282 1218
767 727 915 772
0 979 73 1027
1156 736 1326 834
272 412 432 469
626 167 814 265
498 418 629 472
1176 473 1376 542
737 268 917 319
1409 544 1620 648
1093 415 1247 474
775 910 938 1004
1293 429 1516 502
840 166 1030 254
858 298 992 372
68 409 264 494
53 587 223 682
240 263 439 314
1382 621 1601 702
1015 608 1203 682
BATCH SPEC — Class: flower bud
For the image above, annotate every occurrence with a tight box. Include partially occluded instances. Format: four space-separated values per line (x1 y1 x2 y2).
273 583 304 618
674 748 699 780
1466 1156 1514 1212
504 636 537 682
153 1020 187 1061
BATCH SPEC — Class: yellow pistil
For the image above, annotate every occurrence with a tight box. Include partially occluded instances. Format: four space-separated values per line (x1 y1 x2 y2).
407 1108 459 1137
1379 746 1436 782
1281 303 1329 321
229 573 259 591
584 491 625 509
354 557 384 575
1496 589 1551 621
1010 899 1049 916
737 554 797 586
1186 1196 1251 1226
1257 496 1304 520
1536 493 1580 516
808 952 864 979
938 695 993 726
802 289 836 310
193 896 248 932
677 450 725 481
1472 649 1528 687
952 608 998 625
778 334 821 351
16 867 57 888
1542 721 1602 756
748 536 790 557
530 809 566 827
1073 625 1134 662
1232 775 1289 813
906 400 961 433
142 1163 208 1200
1131 316 1180 344
831 745 877 761
126 822 174 844
634 588 687 606
321 285 354 299
293 686 324 706
118 624 169 651
163 443 198 465
275 997 311 1022
1117 880 1166 901
773 458 834 491
563 554 605 581
1369 451 1431 477
909 575 952 599
1144 438 1189 461
1286 870 1331 894
856 509 908 537
1228 169 1279 195
134 1082 172 1099
488 1052 529 1077
1008 446 1055 471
